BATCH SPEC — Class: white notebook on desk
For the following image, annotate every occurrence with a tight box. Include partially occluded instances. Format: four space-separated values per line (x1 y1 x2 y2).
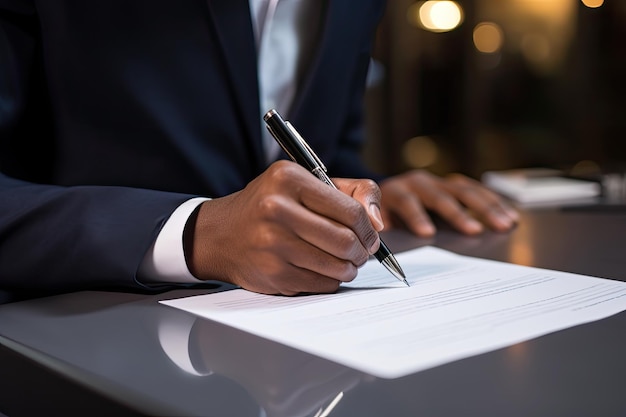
482 168 601 204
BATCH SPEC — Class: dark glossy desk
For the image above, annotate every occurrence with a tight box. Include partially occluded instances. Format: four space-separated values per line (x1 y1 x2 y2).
1 208 626 417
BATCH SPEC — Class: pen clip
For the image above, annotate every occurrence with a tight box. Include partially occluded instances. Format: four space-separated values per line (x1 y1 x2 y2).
285 122 327 173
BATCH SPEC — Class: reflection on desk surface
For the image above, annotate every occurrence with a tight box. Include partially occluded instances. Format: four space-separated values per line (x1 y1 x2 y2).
159 311 368 417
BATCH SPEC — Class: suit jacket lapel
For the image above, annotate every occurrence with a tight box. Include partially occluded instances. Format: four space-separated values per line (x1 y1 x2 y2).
289 0 332 126
289 0 353 148
288 0 383 171
205 0 265 170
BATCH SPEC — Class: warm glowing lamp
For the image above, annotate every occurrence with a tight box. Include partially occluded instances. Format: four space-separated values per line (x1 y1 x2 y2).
409 1 463 33
581 0 604 8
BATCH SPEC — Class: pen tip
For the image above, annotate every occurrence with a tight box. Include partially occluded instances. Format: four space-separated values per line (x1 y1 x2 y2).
381 255 409 287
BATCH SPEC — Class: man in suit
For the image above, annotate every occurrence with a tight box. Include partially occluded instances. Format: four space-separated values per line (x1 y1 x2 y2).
0 0 517 300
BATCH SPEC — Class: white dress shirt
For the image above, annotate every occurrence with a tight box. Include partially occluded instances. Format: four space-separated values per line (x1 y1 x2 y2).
139 0 320 283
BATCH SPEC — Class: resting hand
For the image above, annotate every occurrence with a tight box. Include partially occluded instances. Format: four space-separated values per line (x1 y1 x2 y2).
184 161 384 295
379 170 519 236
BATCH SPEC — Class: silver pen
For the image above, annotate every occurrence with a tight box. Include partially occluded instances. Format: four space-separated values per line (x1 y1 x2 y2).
263 109 408 286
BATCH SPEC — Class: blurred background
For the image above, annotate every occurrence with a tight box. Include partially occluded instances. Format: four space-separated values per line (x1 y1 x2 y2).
363 0 625 181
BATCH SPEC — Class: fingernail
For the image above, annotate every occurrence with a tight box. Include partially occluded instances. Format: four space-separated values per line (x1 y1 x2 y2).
419 222 436 236
506 208 520 222
467 219 483 233
369 204 384 231
496 214 513 228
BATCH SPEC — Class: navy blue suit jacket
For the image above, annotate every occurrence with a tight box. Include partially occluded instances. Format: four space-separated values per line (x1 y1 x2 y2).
0 0 386 297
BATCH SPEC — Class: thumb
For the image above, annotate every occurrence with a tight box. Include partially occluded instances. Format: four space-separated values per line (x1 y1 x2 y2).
334 178 385 232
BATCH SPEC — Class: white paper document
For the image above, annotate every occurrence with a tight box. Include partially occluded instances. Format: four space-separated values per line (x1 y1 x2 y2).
161 247 626 379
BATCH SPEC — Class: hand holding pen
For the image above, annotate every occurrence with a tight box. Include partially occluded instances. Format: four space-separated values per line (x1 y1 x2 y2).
264 109 408 286
185 141 403 295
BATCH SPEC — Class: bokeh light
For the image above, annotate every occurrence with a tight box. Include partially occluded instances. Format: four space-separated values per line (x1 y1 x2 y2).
581 0 604 8
473 22 504 54
408 1 463 33
402 136 439 168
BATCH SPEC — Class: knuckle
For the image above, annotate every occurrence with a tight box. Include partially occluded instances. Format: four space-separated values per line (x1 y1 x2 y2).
446 173 467 184
348 203 378 249
336 229 360 256
362 179 381 197
353 250 370 268
258 258 286 279
361 227 378 248
319 280 341 294
267 160 298 184
257 194 287 219
335 227 372 264
337 261 358 281
254 228 280 248
412 169 432 181
343 199 369 229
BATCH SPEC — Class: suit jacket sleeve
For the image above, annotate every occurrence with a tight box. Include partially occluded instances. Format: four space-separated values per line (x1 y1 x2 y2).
0 4 195 293
0 173 198 292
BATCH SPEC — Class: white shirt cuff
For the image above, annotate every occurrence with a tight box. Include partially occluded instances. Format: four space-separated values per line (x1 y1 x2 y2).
138 197 209 283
